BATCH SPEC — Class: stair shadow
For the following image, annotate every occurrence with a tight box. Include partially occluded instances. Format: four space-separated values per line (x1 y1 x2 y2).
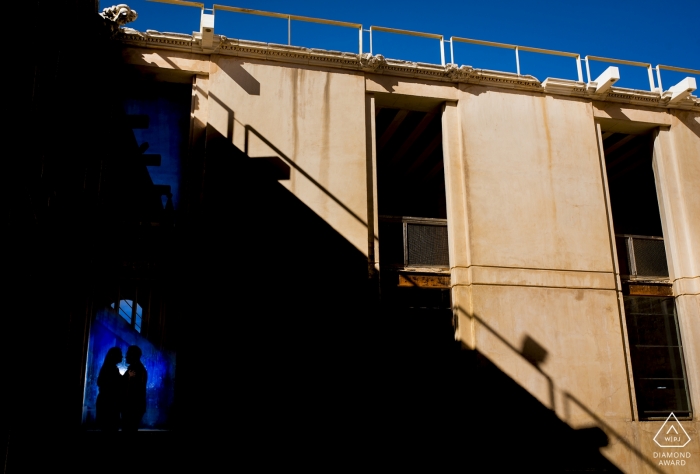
8 18 660 470
95 122 640 472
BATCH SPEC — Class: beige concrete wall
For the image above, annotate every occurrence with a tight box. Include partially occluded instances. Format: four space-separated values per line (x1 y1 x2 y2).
120 44 700 472
455 87 613 272
206 56 370 255
653 110 700 474
445 84 700 472
447 87 634 467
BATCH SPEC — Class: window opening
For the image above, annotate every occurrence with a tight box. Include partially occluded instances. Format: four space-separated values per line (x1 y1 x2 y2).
603 131 667 279
623 296 691 419
112 299 143 332
601 128 691 419
374 103 453 351
375 106 449 272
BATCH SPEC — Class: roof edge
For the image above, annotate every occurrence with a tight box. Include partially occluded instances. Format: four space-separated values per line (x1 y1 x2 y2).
116 28 700 111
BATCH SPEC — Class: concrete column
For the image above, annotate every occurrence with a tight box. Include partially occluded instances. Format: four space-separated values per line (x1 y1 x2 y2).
654 116 700 418
442 99 474 347
365 93 379 278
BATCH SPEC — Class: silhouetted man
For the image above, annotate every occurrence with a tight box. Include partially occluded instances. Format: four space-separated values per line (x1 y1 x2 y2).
122 345 147 431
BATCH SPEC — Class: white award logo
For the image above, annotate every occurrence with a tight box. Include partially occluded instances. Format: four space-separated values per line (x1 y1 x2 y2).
653 412 691 448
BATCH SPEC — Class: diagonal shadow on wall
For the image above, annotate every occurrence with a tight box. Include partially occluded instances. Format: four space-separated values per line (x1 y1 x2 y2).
8 21 672 470
167 115 641 471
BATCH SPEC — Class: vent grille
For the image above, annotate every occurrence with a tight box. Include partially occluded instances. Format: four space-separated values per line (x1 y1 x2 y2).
632 238 669 277
617 235 669 279
406 223 449 267
379 216 449 268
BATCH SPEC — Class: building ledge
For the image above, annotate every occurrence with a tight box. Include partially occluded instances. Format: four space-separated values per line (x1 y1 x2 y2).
116 28 700 111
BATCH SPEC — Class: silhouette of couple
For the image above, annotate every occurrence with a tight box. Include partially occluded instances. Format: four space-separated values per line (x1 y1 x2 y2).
96 345 148 432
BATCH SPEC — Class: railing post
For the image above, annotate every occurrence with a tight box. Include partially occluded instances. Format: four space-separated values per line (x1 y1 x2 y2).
515 46 520 75
369 27 373 55
287 15 291 45
655 65 663 93
585 57 592 83
449 38 454 65
576 56 583 83
358 27 362 55
440 37 445 66
647 65 656 92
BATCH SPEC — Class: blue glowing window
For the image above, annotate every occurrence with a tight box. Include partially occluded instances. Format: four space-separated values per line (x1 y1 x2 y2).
110 300 143 333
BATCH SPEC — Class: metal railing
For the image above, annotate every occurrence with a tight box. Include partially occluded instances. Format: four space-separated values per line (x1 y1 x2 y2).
150 0 204 7
213 4 363 53
146 1 698 94
584 56 656 91
369 26 445 65
615 234 669 279
450 37 583 82
655 64 700 92
379 216 449 268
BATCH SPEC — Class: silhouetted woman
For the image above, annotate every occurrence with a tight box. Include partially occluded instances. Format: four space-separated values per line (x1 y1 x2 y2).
96 347 123 431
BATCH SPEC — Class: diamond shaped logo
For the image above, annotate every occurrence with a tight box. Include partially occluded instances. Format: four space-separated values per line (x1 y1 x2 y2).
653 413 691 448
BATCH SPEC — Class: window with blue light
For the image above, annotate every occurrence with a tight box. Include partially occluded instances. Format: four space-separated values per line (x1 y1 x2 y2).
83 285 177 431
112 299 143 333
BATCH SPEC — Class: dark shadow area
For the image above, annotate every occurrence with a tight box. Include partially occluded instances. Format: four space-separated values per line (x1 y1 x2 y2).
6 3 184 471
428 347 624 473
5 4 655 471
522 334 550 367
221 60 261 95
455 309 663 473
380 287 454 355
168 123 375 450
243 122 368 227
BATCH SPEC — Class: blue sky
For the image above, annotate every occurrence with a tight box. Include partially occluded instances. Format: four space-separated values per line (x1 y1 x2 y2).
119 0 699 91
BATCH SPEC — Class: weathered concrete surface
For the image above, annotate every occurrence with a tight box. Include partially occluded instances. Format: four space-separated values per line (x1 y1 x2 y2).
121 46 210 75
118 40 700 472
656 109 700 442
207 56 370 255
455 88 613 272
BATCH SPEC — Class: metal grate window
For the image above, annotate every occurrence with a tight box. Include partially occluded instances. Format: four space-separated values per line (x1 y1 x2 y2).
406 223 449 267
616 235 669 279
632 238 669 277
379 216 449 268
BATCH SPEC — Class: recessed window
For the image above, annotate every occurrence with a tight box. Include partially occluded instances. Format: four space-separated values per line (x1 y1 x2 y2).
599 127 691 419
624 296 691 419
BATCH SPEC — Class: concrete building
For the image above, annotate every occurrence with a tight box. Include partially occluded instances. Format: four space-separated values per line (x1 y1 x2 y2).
6 2 699 472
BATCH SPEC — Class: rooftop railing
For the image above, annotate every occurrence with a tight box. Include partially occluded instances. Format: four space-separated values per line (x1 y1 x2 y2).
213 4 363 53
450 36 584 82
146 1 698 96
